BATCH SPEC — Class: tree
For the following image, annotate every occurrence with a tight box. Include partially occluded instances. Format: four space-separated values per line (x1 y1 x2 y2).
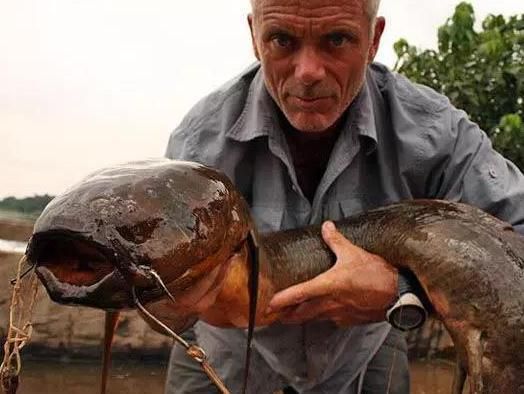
0 195 54 215
394 2 524 169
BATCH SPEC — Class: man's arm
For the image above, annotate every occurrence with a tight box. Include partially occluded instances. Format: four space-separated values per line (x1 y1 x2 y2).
165 119 196 161
434 107 524 234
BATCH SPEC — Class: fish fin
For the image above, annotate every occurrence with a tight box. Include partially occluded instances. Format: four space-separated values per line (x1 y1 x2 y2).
451 358 467 394
100 311 120 394
242 229 259 394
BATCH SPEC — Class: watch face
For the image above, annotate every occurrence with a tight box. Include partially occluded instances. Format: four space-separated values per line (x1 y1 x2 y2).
390 304 425 330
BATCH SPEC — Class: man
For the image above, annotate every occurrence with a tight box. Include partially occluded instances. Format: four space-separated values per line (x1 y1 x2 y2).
164 0 524 392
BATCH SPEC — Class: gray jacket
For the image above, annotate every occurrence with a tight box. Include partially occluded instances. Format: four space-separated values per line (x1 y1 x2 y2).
165 62 524 391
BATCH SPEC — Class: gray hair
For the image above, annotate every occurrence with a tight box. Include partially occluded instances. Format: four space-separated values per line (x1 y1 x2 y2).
250 0 381 21
367 0 381 21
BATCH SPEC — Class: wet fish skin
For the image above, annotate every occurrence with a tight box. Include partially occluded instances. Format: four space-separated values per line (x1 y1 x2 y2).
27 159 252 331
25 159 524 393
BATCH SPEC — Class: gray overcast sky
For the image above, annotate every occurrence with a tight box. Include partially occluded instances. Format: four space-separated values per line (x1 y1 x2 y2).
1 1 522 198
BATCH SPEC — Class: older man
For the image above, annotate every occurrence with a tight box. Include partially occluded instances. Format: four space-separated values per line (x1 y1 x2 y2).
164 0 524 393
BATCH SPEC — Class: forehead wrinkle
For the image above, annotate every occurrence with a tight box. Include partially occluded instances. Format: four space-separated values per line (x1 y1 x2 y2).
258 1 366 29
257 0 366 18
260 8 365 37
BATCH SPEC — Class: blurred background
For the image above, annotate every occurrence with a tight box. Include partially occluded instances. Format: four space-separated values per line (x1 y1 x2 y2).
1 0 522 199
0 1 522 392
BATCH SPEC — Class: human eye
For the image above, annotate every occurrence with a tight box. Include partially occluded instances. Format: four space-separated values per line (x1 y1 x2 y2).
325 32 353 48
271 32 295 49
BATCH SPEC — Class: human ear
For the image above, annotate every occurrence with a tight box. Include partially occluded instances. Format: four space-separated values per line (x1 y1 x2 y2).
368 16 385 63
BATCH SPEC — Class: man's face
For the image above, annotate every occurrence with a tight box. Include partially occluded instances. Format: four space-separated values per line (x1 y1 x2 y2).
249 0 384 133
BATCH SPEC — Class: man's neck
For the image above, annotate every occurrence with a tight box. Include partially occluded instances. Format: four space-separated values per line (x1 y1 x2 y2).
279 111 348 203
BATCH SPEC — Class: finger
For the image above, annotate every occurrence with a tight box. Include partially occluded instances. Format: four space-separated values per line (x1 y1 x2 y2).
321 221 361 261
267 271 334 312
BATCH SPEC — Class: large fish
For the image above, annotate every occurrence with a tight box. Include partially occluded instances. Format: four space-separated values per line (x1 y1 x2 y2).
20 159 524 393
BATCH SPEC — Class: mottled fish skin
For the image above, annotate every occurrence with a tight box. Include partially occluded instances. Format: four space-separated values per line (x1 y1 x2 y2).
26 159 524 393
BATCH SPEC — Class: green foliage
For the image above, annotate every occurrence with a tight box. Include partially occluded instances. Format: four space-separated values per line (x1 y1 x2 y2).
0 195 54 216
394 2 524 169
493 113 524 167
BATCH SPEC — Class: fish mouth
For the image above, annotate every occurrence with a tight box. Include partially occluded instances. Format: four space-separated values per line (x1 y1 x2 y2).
27 231 135 309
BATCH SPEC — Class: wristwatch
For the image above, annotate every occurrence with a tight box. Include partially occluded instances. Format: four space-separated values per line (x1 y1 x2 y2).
386 271 427 331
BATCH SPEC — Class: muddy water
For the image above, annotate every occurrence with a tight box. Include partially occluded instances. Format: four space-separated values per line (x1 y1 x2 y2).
17 360 166 394
410 360 456 393
0 238 27 254
16 359 455 393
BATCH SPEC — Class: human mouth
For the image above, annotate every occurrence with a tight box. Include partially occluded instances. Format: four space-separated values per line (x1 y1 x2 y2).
288 95 332 110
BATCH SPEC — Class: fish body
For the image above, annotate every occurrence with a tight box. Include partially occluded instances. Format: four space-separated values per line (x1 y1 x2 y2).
26 159 524 393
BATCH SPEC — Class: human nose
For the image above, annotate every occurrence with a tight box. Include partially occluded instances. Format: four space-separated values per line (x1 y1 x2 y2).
293 45 326 86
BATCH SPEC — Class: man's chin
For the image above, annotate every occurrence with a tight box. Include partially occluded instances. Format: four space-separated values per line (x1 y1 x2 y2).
287 113 339 133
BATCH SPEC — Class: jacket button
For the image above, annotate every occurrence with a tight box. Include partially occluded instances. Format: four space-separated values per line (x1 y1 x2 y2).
488 167 497 178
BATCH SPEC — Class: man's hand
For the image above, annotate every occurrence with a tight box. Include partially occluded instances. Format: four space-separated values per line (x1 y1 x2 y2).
266 221 398 326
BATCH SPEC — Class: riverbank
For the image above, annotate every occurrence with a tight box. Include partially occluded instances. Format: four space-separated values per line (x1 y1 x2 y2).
0 212 34 242
14 358 456 394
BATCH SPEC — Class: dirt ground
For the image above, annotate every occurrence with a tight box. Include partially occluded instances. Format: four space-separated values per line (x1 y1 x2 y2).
0 216 34 242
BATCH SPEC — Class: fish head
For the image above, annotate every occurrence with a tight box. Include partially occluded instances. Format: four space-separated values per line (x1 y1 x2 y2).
27 159 252 327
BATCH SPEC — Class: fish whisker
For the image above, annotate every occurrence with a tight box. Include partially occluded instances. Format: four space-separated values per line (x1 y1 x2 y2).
131 286 188 347
145 268 177 304
131 286 232 394
9 265 35 286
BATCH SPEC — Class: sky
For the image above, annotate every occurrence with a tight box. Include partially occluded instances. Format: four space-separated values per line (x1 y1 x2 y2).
1 0 522 199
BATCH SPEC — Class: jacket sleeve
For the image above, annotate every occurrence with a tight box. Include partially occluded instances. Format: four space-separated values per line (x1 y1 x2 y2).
164 116 197 161
436 107 524 234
